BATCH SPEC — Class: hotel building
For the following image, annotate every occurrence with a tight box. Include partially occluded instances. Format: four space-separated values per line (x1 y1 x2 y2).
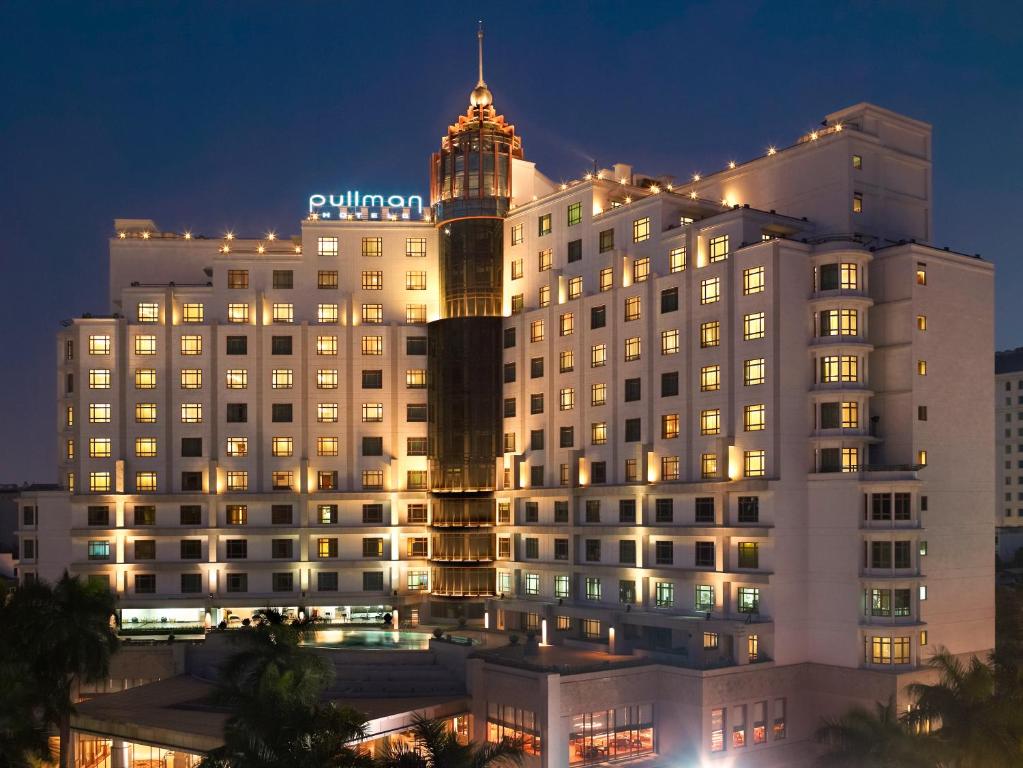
996 348 1023 560
17 38 995 767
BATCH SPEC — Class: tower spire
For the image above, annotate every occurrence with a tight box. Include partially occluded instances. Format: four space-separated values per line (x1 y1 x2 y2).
477 20 486 87
469 22 493 108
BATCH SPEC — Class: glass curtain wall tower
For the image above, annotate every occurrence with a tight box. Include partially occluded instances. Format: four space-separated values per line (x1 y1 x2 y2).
427 27 523 610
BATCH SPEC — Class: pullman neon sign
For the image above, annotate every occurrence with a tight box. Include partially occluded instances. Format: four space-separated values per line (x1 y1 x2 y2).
309 191 425 218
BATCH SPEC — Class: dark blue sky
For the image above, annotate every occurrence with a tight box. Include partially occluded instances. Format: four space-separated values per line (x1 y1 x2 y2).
1 1 1021 482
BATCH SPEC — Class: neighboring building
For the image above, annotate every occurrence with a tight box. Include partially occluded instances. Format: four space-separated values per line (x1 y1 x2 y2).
996 348 1023 561
18 33 995 767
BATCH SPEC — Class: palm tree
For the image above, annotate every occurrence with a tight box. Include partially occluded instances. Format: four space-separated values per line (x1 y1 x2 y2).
814 697 938 767
1 573 119 768
0 657 51 768
199 617 372 768
375 714 524 768
904 649 1023 767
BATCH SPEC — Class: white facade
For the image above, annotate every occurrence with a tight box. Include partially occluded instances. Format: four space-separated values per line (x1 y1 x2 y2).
18 101 995 766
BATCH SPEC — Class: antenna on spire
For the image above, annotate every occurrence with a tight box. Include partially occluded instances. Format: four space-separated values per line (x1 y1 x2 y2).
476 20 486 87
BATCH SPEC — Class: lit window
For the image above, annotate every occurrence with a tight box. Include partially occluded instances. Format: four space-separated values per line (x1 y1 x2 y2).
510 258 524 281
89 403 111 423
916 264 927 285
226 437 248 457
567 201 582 226
134 335 157 356
317 403 338 423
362 469 384 490
559 350 574 372
135 437 157 458
560 387 575 411
591 343 606 367
317 236 339 256
362 403 384 422
316 369 338 389
591 383 606 406
591 421 608 445
744 450 766 477
182 303 204 323
744 358 765 385
538 213 552 236
137 302 160 323
315 335 337 356
743 266 765 294
738 586 760 613
841 401 859 428
135 471 157 492
744 404 766 431
510 223 523 245
538 249 552 271
840 263 859 289
88 335 111 355
701 452 718 479
180 403 202 423
226 471 248 491
137 404 158 423
700 409 720 436
568 276 583 299
599 267 613 292
539 285 550 307
406 304 427 324
624 337 641 362
510 294 524 314
89 472 112 493
708 235 729 263
175 369 201 390
89 438 111 458
361 304 382 324
701 277 720 304
530 320 545 343
852 154 862 169
842 447 859 472
317 436 338 457
180 335 202 356
560 312 574 336
406 369 427 388
633 257 650 282
917 360 927 376
700 321 720 348
853 193 863 213
917 315 927 331
405 271 427 290
661 329 679 355
632 216 651 243
227 303 249 323
701 364 720 391
271 369 293 389
272 303 294 324
669 246 686 273
225 369 247 389
744 312 766 340
819 309 859 336
917 450 927 466
662 413 680 439
361 237 382 257
362 335 383 355
89 369 111 389
406 237 426 257
820 355 859 383
272 437 293 457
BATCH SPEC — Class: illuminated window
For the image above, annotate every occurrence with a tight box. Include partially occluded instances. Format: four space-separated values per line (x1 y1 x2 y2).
406 304 427 324
560 312 574 336
267 436 291 457
632 216 650 243
917 315 927 331
701 364 720 391
405 271 427 290
226 471 248 492
916 264 927 285
669 246 686 273
567 201 582 226
819 308 858 336
709 234 729 263
132 436 158 458
406 369 427 388
180 403 202 423
134 335 157 356
701 321 720 348
273 471 294 490
917 360 927 376
591 421 608 445
271 369 293 389
182 303 204 322
510 259 523 280
227 303 249 323
88 335 111 355
89 403 111 423
135 403 157 423
661 329 679 355
360 237 382 257
738 587 760 614
314 236 338 257
625 295 641 321
226 437 248 457
743 266 765 294
744 404 766 431
633 257 650 282
701 452 718 479
917 449 927 466
539 285 550 308
538 249 552 271
590 343 606 368
362 335 383 355
662 413 680 439
271 303 293 324
568 276 582 299
744 312 766 340
510 223 523 245
317 403 338 423
591 383 606 406
89 369 111 389
841 447 859 472
225 369 247 389
538 213 552 236
530 320 544 342
362 403 384 422
744 450 766 478
315 436 338 457
403 236 427 257
362 470 384 490
560 387 575 411
853 193 863 213
89 438 111 458
137 302 160 323
820 355 859 383
744 358 765 385
559 350 574 373
599 267 613 292
135 471 157 492
311 335 336 357
700 277 720 304
624 337 641 362
65 439 75 460
89 472 111 493
316 369 338 389
510 294 524 314
180 335 202 355
700 409 720 436
226 504 247 524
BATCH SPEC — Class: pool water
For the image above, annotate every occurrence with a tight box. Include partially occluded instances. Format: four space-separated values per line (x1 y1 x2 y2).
306 629 431 650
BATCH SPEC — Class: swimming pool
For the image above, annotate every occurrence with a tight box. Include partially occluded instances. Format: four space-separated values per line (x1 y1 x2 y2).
305 629 432 650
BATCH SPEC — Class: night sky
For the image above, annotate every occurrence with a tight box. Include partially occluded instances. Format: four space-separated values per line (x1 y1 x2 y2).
2 1 1021 483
